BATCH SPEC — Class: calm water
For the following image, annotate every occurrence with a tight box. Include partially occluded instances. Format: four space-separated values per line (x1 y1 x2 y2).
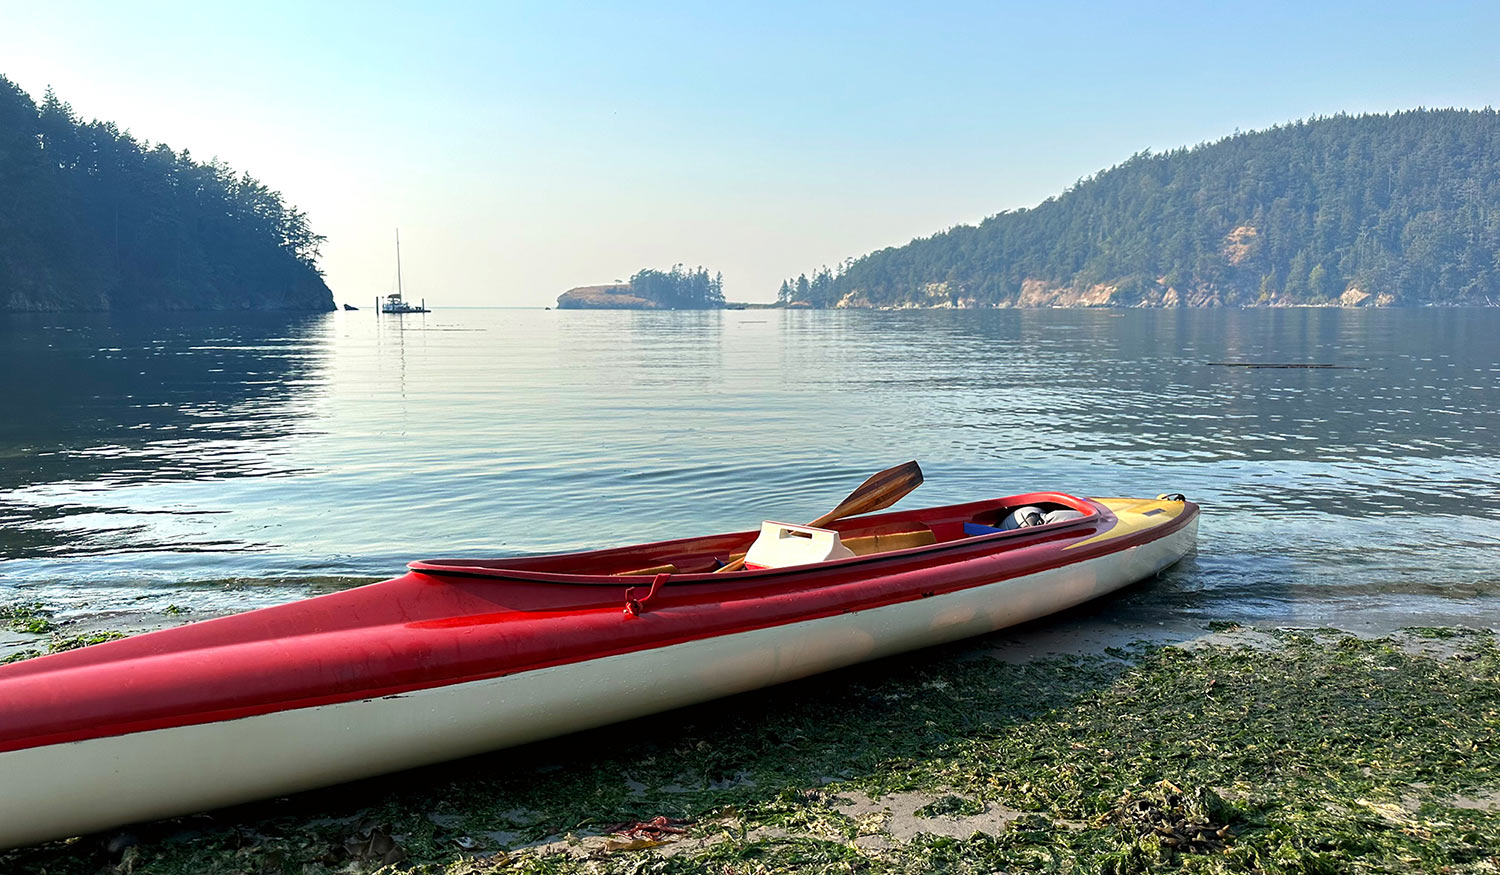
1 308 1497 629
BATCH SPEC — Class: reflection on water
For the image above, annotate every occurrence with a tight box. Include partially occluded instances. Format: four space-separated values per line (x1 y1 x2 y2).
0 308 1496 626
0 313 329 555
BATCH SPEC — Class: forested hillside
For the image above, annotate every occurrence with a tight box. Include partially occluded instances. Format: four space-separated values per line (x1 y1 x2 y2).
781 110 1500 308
0 76 332 311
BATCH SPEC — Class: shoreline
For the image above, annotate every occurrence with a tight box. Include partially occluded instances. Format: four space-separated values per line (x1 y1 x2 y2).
2 604 1496 873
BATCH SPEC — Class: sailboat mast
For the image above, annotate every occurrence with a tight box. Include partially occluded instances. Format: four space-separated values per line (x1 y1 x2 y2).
395 228 403 297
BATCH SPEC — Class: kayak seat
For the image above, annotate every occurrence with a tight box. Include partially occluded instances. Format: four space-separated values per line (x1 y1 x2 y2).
620 525 941 575
718 528 936 566
842 529 937 556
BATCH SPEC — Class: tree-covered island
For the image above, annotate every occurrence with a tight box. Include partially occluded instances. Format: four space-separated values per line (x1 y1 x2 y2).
557 265 724 309
781 110 1500 308
0 76 332 311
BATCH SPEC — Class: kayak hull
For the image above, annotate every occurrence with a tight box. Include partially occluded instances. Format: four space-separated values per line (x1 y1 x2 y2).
0 507 1194 849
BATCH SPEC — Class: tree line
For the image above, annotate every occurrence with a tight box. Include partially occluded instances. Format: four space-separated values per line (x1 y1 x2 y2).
780 109 1500 307
778 266 843 306
629 265 725 309
0 75 332 311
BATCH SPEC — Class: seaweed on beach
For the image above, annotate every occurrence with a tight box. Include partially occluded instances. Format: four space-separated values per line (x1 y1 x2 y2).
2 628 1497 874
2 630 126 664
1 602 57 635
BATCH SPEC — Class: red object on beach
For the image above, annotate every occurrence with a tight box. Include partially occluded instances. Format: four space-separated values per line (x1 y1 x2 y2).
0 491 1196 849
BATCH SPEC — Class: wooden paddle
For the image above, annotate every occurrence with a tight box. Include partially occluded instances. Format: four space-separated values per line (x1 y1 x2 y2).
714 461 924 573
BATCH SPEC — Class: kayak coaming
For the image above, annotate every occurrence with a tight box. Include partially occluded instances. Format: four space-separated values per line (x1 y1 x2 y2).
0 492 1198 849
0 509 1196 850
404 491 1108 582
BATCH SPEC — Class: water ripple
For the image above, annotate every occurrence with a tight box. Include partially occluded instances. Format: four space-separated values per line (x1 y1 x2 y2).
0 307 1496 626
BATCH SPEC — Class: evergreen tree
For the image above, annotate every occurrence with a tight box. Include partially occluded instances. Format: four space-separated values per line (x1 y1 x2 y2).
1258 268 1280 302
1308 263 1332 301
1284 252 1311 299
625 265 725 309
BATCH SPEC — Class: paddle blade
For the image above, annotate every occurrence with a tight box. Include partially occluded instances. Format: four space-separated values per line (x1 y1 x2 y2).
714 461 924 574
807 460 924 528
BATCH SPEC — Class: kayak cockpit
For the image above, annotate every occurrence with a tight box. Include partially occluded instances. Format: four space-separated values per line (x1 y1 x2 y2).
410 492 1102 582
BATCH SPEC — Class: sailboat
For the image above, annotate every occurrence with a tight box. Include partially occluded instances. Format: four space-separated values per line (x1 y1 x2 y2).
379 229 430 314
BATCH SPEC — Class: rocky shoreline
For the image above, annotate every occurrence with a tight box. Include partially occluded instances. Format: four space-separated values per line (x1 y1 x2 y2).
825 281 1415 310
554 288 1488 312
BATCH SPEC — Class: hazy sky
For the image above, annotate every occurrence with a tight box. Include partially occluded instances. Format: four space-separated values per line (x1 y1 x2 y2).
3 1 1498 306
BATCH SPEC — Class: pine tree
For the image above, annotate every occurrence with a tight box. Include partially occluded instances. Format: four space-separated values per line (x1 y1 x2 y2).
1308 263 1332 301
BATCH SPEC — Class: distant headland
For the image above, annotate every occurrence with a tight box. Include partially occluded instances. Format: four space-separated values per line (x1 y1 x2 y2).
558 266 724 309
0 76 333 312
779 110 1500 309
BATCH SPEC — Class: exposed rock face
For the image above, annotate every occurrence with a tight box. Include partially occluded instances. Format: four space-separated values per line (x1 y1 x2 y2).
1341 288 1373 307
1010 278 1223 308
826 277 1247 309
916 282 958 308
555 284 660 309
1222 225 1259 266
1016 279 1066 307
833 281 975 309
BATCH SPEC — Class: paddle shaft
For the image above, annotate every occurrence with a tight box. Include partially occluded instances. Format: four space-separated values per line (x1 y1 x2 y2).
715 461 924 573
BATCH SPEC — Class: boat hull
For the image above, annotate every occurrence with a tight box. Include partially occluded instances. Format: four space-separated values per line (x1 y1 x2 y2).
0 515 1194 849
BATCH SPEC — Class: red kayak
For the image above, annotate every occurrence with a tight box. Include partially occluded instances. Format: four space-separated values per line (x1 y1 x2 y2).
0 490 1197 849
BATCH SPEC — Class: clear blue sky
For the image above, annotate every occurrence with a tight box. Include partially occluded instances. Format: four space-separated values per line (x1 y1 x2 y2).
2 0 1497 305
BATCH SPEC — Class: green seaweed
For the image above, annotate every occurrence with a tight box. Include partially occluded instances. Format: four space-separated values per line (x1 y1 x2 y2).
45 631 127 653
1 630 127 664
914 794 985 819
2 628 1497 874
1 602 57 635
1 648 42 665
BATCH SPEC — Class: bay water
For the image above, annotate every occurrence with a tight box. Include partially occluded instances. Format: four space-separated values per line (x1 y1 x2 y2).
1 307 1496 631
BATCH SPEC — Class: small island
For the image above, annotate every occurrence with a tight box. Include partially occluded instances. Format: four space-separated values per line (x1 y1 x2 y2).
558 266 724 309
